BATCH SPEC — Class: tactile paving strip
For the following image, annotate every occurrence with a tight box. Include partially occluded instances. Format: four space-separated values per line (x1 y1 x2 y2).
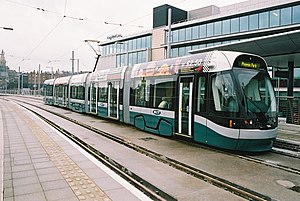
20 107 112 201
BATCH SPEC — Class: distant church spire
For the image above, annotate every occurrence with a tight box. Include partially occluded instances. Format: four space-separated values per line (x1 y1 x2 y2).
0 50 6 67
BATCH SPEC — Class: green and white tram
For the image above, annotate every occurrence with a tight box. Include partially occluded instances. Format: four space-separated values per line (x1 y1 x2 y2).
125 51 277 152
44 50 277 152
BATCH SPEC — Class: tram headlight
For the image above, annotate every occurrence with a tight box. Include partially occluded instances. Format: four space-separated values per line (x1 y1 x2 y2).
244 120 251 126
243 119 257 128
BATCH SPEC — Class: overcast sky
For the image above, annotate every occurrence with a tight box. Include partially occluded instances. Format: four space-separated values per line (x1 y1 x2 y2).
0 0 245 73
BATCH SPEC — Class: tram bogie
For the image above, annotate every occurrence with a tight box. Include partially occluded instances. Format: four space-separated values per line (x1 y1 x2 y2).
43 50 278 152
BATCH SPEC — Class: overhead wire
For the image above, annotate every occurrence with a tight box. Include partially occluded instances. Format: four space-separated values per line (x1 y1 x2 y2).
12 17 65 67
6 0 189 70
4 0 145 27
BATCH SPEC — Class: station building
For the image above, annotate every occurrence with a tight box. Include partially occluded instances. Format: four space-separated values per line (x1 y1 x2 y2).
97 0 300 124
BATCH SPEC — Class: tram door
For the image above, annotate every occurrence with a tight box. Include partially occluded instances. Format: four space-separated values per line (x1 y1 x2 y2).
108 81 119 119
90 83 97 114
177 76 194 137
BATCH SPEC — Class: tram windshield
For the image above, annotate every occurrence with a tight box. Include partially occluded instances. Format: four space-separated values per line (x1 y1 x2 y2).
234 69 277 128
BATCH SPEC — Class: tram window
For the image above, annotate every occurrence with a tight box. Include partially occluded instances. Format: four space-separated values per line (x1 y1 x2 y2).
78 86 84 100
210 72 239 113
71 86 77 99
132 78 150 107
46 85 53 96
55 86 58 97
58 85 63 97
197 76 206 113
153 78 175 110
71 86 84 100
98 87 107 102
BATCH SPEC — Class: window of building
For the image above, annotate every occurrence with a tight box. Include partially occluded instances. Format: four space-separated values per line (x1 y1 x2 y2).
138 51 147 63
186 27 192 41
147 35 152 48
171 48 178 58
200 24 207 38
128 53 132 67
186 46 191 53
270 9 280 27
214 21 222 36
192 45 199 50
207 23 213 37
293 5 300 24
230 17 239 33
115 43 122 54
136 38 142 49
141 37 146 49
249 14 259 30
117 54 127 67
222 19 230 34
199 44 207 49
132 39 137 50
259 11 269 29
281 7 292 25
240 16 249 32
192 25 199 39
172 29 179 43
128 40 133 51
179 28 186 42
178 47 186 57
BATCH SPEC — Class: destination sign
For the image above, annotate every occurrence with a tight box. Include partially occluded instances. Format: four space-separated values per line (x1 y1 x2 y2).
233 55 267 71
238 61 260 69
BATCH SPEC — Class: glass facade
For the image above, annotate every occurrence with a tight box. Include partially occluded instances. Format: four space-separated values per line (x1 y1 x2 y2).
101 35 152 67
169 3 300 58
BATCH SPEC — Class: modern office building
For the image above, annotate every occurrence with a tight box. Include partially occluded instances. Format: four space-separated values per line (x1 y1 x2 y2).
97 0 300 124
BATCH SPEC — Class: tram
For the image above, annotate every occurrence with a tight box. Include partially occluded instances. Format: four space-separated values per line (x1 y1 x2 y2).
43 51 278 152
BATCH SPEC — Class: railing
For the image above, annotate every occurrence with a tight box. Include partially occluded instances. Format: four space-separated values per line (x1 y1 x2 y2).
277 97 300 125
0 89 43 96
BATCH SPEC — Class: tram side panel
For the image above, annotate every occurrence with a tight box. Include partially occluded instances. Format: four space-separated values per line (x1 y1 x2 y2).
128 71 176 137
69 73 90 113
43 79 55 105
53 76 71 108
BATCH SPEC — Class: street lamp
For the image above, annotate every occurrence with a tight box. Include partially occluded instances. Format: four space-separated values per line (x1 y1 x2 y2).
0 26 13 31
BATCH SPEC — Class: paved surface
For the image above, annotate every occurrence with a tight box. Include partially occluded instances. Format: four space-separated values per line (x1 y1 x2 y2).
0 99 149 201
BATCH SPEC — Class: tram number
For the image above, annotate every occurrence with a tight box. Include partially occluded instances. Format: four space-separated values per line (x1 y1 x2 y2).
153 110 161 115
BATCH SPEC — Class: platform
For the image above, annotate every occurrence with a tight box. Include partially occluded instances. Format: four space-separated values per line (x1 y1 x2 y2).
0 100 150 201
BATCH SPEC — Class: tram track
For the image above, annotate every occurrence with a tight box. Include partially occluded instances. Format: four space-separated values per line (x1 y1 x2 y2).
7 97 277 201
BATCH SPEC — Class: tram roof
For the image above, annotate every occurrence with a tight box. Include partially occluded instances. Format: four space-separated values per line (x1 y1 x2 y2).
130 50 264 78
